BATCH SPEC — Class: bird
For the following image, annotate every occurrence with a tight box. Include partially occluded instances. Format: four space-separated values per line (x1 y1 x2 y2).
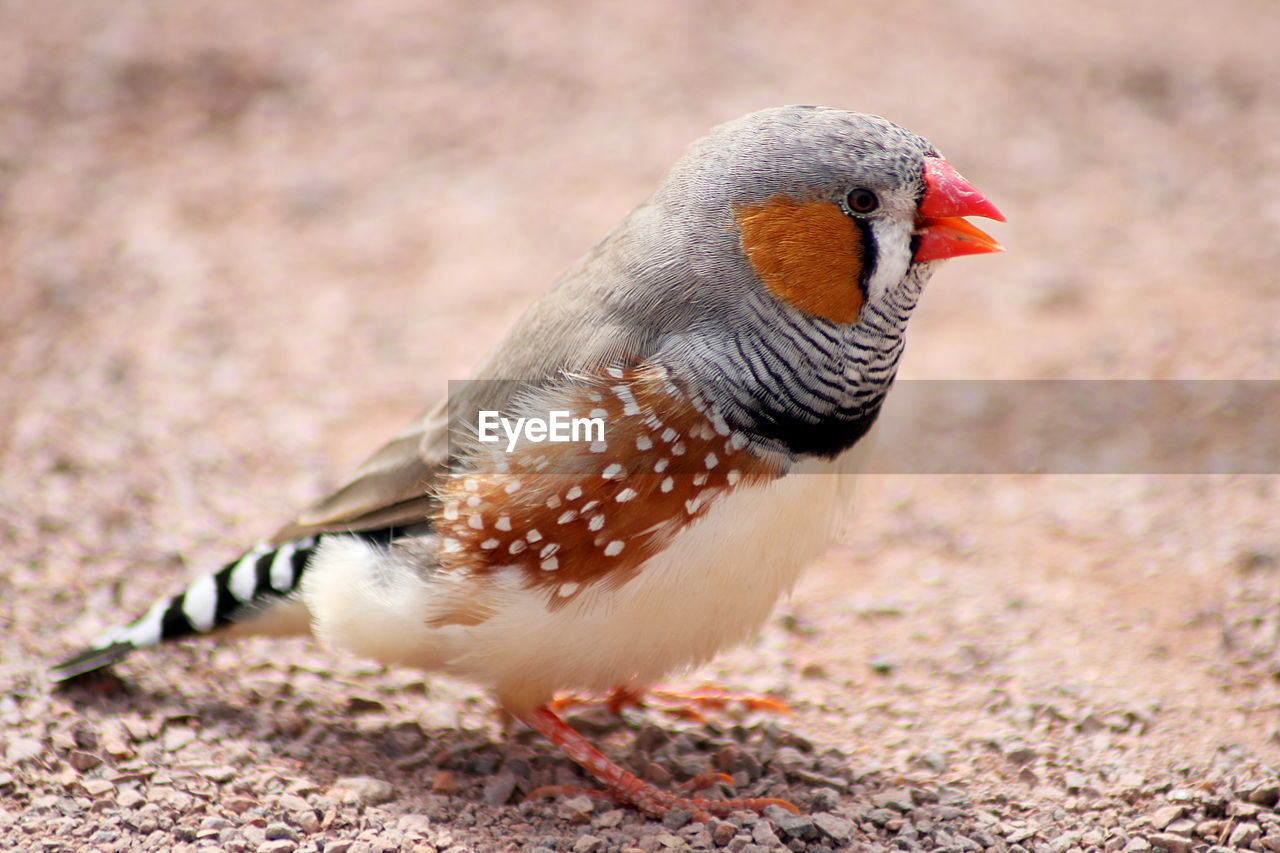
52 105 1004 820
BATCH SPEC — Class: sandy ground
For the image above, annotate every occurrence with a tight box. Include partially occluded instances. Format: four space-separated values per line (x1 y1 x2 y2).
2 1 1279 851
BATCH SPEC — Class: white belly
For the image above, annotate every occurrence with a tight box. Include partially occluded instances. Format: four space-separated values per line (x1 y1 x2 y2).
456 449 865 711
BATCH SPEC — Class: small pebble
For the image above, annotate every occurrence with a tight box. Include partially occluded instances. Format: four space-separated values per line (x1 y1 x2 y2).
751 821 781 848
327 776 395 806
482 771 518 806
162 726 196 752
265 822 299 841
775 813 815 840
1229 823 1262 848
557 794 595 823
6 738 43 763
812 813 854 844
201 764 238 783
81 779 115 796
1148 833 1193 853
574 835 604 853
712 820 737 846
872 788 914 812
258 840 298 853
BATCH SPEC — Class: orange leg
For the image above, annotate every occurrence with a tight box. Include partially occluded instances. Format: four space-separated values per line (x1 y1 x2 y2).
522 705 799 821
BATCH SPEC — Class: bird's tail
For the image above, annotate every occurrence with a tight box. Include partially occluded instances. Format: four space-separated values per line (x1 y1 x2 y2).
50 527 409 681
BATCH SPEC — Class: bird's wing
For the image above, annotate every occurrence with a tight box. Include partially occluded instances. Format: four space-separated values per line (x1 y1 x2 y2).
270 228 671 544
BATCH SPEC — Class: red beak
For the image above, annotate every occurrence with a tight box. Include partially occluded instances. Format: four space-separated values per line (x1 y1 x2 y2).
913 157 1005 263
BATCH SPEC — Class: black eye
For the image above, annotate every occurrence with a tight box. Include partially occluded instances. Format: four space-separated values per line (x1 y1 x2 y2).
846 188 879 214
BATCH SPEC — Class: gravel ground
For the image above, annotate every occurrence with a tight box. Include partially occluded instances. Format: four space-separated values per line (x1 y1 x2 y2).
3 2 1279 852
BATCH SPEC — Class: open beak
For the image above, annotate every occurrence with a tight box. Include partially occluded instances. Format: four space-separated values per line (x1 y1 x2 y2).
913 157 1006 263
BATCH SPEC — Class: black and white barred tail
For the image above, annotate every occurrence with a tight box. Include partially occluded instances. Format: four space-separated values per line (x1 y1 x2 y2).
50 527 406 681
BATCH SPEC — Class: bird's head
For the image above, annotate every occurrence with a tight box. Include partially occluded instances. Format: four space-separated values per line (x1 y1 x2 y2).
650 105 1004 328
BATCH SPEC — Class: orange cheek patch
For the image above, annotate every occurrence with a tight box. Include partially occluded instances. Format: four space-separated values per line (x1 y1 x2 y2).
735 196 865 325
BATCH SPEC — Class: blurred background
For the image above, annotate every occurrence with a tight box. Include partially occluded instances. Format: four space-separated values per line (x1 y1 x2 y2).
1 0 1278 828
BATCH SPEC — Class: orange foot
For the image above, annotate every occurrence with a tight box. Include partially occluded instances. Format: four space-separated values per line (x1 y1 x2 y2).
522 706 799 821
551 683 790 724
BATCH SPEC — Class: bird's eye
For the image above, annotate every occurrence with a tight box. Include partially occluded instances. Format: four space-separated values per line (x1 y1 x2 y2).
846 188 879 214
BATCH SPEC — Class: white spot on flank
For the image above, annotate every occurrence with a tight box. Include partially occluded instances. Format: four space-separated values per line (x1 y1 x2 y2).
672 442 686 456
685 494 710 515
557 510 578 524
495 516 512 531
654 458 670 473
546 495 562 509
466 495 481 508
603 540 624 557
589 440 607 453
504 480 523 495
661 428 677 443
442 501 460 522
697 425 714 440
481 538 500 550
588 514 605 532
464 478 479 492
729 432 748 451
589 408 608 419
660 477 674 493
541 557 560 571
693 473 708 486
705 452 719 469
566 486 583 501
615 488 637 503
540 543 560 558
635 435 653 451
558 581 580 596
508 539 527 555
468 514 484 530
526 528 543 543
727 469 742 486
711 414 731 436
601 463 624 480
606 367 624 379
612 384 641 416
582 500 599 512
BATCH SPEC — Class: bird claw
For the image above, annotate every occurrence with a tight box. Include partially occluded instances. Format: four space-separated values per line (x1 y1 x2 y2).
677 771 736 794
521 705 801 822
